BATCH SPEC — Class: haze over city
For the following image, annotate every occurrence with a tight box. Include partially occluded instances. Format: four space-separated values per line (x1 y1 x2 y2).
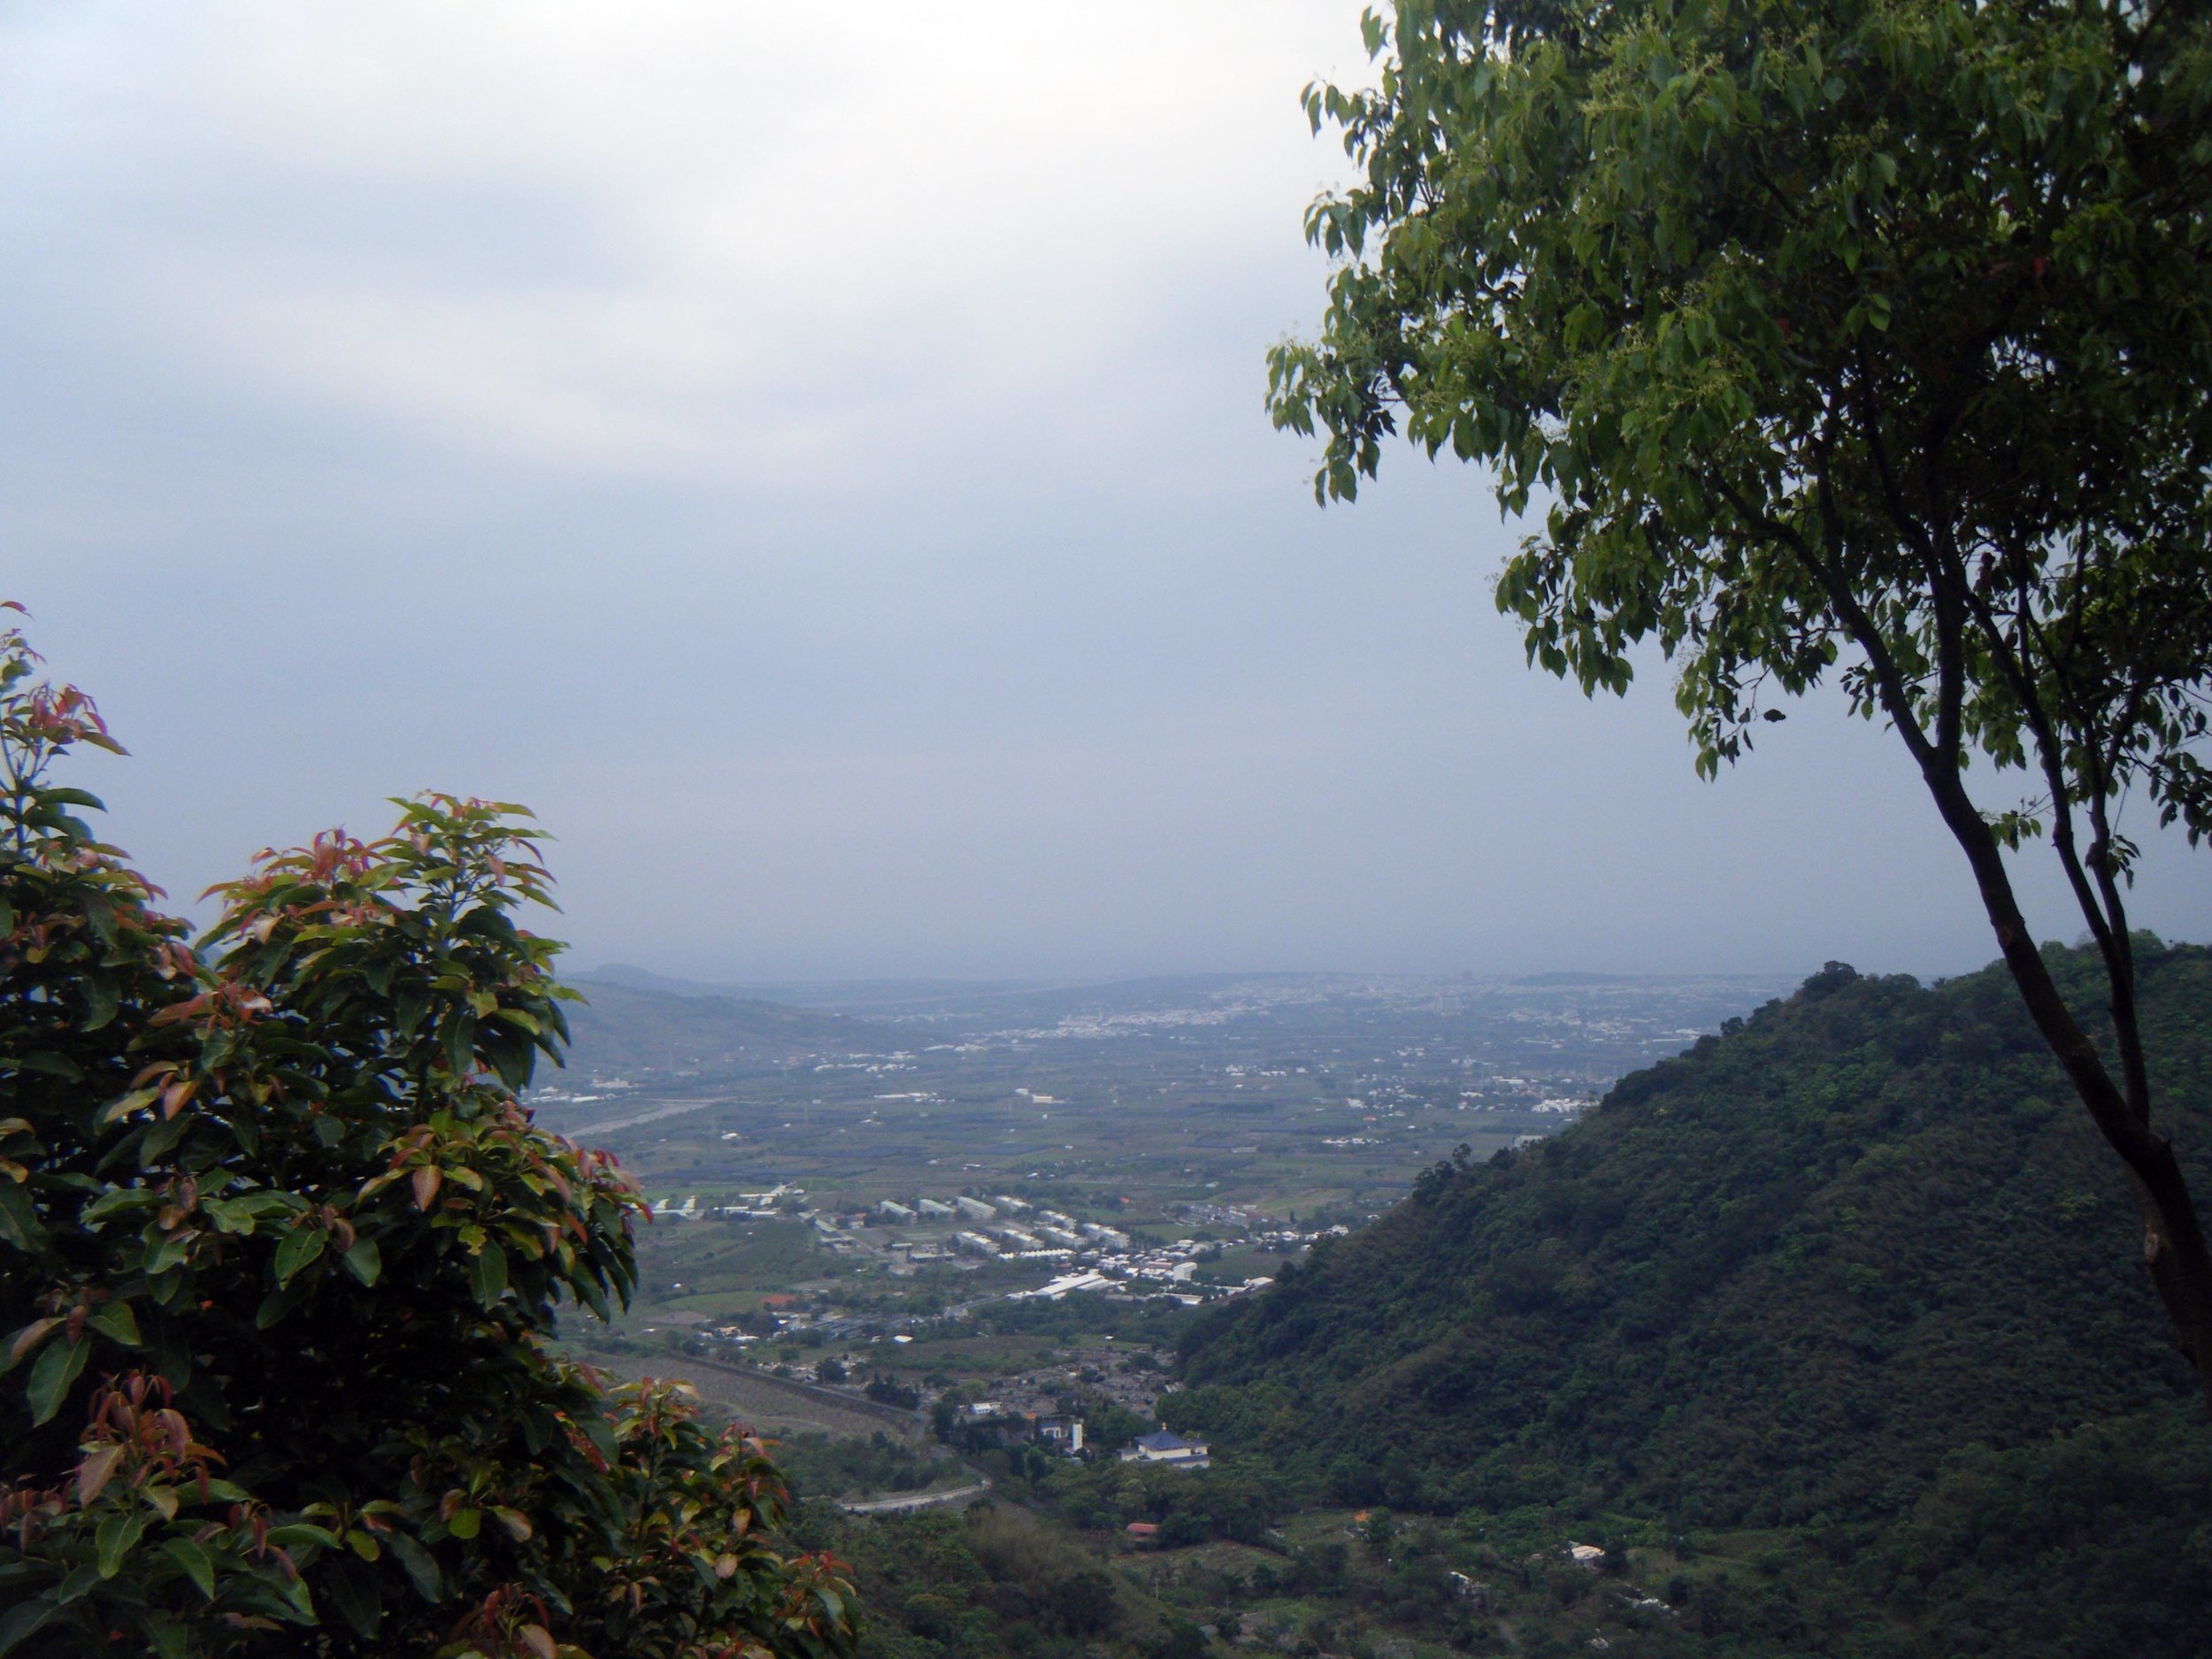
6 1 2205 981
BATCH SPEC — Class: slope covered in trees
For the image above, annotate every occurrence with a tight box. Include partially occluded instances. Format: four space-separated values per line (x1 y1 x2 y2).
1173 947 2209 1526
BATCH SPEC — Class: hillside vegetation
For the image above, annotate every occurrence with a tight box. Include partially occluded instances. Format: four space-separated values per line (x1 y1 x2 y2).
1161 945 2212 1654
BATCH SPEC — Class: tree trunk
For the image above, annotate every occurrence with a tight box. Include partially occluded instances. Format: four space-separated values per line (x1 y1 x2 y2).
1919 760 2212 1416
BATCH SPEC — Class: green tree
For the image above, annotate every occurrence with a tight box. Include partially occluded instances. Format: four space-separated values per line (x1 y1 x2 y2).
1268 0 2212 1405
1081 1400 1151 1459
0 613 857 1658
1362 1506 1397 1562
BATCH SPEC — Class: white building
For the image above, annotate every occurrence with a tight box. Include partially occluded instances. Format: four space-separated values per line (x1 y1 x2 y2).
1118 1429 1210 1471
1012 1270 1117 1301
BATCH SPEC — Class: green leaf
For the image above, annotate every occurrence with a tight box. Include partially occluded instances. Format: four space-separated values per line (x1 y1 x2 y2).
442 1012 477 1079
255 1280 311 1331
0 1179 46 1252
574 1408 616 1465
273 1225 326 1289
27 1332 89 1425
1 1317 59 1376
574 1272 611 1323
468 1241 509 1308
161 1537 215 1601
95 1509 150 1578
264 1524 338 1552
86 1300 141 1347
81 1187 158 1227
137 1111 195 1168
142 1233 191 1276
383 1531 442 1602
341 1237 381 1286
0 1597 57 1658
99 1087 162 1126
269 1570 317 1624
81 976 119 1033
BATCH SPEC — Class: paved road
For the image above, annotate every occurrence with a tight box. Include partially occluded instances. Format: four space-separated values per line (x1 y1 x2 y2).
561 1097 724 1139
839 1479 992 1516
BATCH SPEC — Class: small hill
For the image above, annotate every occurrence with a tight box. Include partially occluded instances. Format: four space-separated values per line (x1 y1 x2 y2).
556 976 898 1077
1177 945 2210 1519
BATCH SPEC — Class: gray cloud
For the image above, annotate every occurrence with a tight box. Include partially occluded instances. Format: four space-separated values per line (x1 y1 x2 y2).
4 3 2205 981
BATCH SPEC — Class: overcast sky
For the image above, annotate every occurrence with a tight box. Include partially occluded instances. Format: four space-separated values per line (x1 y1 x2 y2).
4 2 2204 983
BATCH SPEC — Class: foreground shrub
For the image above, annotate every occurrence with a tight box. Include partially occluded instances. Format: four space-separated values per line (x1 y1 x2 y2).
0 611 855 1658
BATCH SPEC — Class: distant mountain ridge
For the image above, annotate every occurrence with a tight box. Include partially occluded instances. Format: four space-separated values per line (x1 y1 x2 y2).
556 975 898 1077
577 964 1316 1017
579 964 1792 1025
578 964 1048 1010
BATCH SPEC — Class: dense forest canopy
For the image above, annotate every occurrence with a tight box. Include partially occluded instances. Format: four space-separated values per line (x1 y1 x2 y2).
1175 949 2208 1517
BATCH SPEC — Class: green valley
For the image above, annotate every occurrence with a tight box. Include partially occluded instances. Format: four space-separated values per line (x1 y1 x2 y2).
597 946 2212 1658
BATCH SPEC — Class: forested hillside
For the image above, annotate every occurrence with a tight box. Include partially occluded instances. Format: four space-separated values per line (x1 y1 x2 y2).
1175 946 2209 1519
1157 947 2212 1653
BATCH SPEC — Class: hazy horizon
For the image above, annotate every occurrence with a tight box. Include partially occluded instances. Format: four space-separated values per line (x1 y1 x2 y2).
7 4 2208 985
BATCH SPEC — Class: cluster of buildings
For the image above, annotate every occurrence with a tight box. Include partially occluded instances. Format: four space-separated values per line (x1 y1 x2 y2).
657 1188 1314 1363
868 1193 1134 1263
652 1185 799 1221
955 1408 1213 1472
957 1399 1091 1455
949 1353 1210 1472
818 1189 1321 1304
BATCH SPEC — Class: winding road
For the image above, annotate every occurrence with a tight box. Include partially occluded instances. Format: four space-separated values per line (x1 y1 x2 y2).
837 1479 993 1516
